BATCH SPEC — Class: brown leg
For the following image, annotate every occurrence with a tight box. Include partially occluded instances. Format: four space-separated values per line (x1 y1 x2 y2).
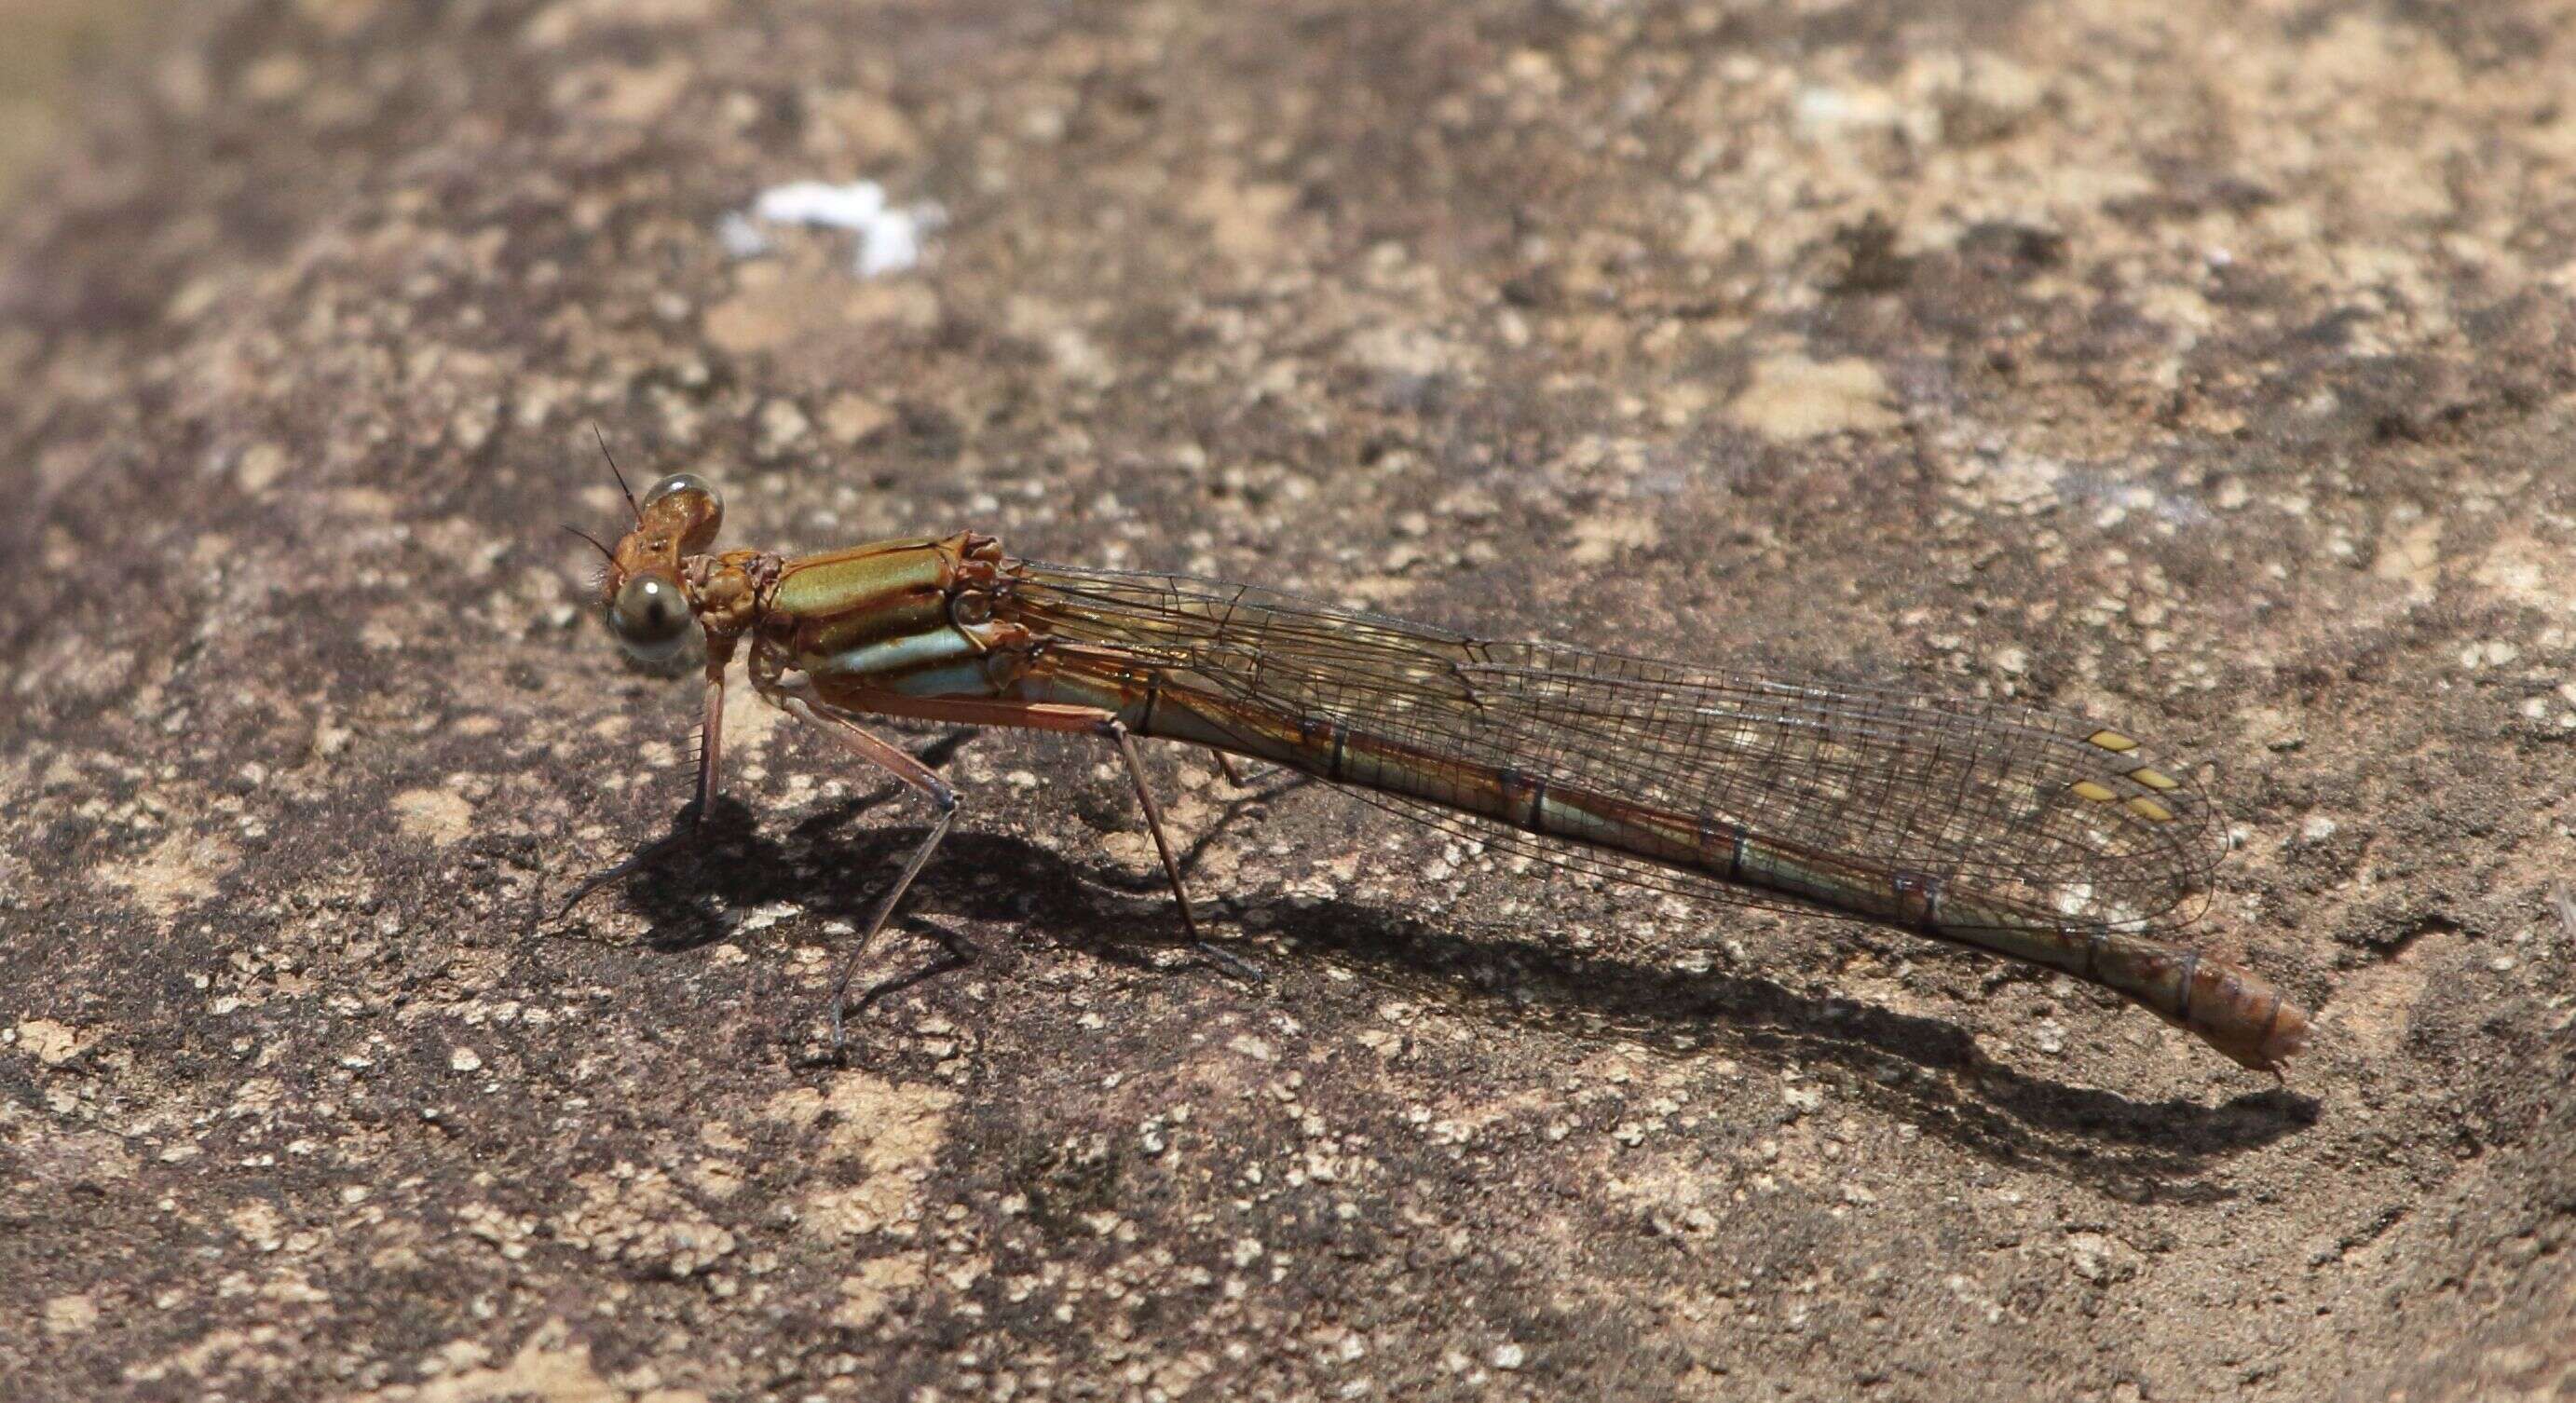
1209 749 1247 786
1108 721 1202 940
789 690 1261 982
781 698 960 1055
1205 747 1289 790
1104 720 1263 982
692 674 725 816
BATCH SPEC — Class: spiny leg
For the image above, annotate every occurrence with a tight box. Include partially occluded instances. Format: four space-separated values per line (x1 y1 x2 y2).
768 691 1264 984
1109 721 1263 982
692 671 725 815
546 673 729 926
780 697 961 1055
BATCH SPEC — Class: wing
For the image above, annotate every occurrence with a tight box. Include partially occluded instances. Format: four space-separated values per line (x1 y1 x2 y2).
1001 561 2222 932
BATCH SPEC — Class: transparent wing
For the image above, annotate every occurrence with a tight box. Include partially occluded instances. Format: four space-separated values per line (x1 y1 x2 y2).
1002 561 2221 932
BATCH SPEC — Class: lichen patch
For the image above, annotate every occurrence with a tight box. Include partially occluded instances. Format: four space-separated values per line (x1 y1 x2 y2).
834 1253 929 1328
101 829 233 917
764 1073 957 1241
393 787 476 845
355 1317 702 1403
12 1018 90 1066
552 1168 738 1278
1726 354 1901 441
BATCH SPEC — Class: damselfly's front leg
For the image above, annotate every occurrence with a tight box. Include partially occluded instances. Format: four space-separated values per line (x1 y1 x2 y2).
778 697 959 1056
548 672 729 924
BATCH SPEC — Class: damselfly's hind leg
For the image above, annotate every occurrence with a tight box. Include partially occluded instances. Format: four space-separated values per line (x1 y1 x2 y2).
1208 749 1249 786
1104 721 1263 982
544 674 729 928
1206 748 1291 790
780 698 960 1056
775 693 1261 988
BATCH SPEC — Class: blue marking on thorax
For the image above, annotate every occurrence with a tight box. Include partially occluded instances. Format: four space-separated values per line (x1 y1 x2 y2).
814 630 981 684
855 660 996 701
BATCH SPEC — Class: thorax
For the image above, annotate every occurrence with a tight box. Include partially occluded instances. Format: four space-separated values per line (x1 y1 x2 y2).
750 532 1029 699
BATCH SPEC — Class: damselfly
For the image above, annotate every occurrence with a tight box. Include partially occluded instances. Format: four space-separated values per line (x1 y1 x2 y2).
557 468 2308 1072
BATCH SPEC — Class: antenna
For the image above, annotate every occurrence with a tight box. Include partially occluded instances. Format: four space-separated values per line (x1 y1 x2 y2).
592 423 639 522
563 524 618 565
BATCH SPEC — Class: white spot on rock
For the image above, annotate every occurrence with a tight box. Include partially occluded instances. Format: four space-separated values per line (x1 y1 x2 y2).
725 179 946 277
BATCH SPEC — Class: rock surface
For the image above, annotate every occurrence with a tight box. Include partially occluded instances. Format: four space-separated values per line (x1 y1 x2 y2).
5 2 2573 1399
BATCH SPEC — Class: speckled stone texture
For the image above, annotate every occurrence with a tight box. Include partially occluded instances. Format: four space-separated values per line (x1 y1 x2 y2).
4 2 2572 1399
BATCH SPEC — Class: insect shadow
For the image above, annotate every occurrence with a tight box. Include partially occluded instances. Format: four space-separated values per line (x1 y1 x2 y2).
571 754 2314 1195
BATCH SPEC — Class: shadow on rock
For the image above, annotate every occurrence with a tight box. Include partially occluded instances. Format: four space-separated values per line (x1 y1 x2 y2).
559 769 2315 1197
1273 904 2317 1200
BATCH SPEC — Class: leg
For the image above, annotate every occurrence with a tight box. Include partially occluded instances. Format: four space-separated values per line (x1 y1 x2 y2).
797 690 1260 980
547 673 729 925
692 672 725 815
1207 747 1293 789
780 698 960 1054
1209 749 1247 786
1105 720 1263 982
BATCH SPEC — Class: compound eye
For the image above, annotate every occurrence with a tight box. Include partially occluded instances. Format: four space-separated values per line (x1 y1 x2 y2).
640 473 722 549
642 473 718 513
607 570 694 665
